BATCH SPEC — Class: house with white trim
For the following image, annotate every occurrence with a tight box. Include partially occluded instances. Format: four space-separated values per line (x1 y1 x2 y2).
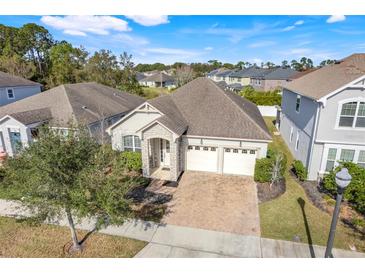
107 77 271 181
0 82 144 156
279 54 365 181
0 71 42 106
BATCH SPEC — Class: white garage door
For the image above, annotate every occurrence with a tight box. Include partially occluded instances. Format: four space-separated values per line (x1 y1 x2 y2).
186 145 218 173
223 148 256 176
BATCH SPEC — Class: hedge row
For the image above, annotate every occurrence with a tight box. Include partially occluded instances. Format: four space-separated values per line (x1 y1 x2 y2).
240 86 282 106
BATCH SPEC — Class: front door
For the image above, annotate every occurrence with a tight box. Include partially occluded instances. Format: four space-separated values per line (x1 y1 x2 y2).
160 139 170 168
9 131 22 155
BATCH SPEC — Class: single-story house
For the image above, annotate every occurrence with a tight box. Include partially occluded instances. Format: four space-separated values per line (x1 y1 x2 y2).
107 77 272 181
139 72 176 89
0 82 145 156
0 71 42 106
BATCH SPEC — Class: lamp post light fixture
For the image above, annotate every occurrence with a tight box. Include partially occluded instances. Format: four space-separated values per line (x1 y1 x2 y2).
324 168 352 258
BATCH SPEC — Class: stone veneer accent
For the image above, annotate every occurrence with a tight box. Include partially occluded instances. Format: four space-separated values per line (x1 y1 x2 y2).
141 123 181 181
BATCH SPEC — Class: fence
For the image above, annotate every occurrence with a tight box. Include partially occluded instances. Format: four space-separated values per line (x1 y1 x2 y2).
257 105 277 117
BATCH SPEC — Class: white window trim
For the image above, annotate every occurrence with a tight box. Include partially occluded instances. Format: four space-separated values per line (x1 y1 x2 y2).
335 98 365 131
295 131 299 151
320 143 365 174
289 126 294 142
295 95 301 113
122 135 141 152
7 88 15 100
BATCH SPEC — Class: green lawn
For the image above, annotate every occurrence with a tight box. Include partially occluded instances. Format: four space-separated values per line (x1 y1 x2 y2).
259 117 365 252
142 87 171 99
0 216 146 258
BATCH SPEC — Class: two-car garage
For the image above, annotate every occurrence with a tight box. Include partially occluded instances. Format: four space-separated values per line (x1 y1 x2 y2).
185 145 257 176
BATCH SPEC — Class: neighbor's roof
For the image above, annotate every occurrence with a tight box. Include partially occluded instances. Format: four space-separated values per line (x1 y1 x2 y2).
284 54 365 100
145 77 271 141
207 69 221 77
0 71 42 88
230 67 273 79
263 67 298 80
215 70 234 77
141 72 175 83
0 82 145 126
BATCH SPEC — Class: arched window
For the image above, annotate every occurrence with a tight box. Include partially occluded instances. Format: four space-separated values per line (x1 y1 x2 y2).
122 135 141 152
338 101 365 128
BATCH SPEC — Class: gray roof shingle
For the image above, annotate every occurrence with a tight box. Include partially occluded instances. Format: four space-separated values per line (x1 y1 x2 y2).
147 77 271 141
263 67 298 80
140 72 175 83
0 71 42 88
0 82 145 126
284 54 365 100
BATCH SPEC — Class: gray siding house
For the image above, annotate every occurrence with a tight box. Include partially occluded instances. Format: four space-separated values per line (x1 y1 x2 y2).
0 71 42 106
279 54 365 180
0 82 144 156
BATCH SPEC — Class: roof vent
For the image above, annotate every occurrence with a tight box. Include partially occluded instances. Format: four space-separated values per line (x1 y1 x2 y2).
82 106 88 109
334 59 342 64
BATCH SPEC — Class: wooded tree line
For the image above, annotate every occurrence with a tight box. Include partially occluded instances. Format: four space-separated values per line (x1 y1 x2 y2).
0 23 142 95
1 22 337 92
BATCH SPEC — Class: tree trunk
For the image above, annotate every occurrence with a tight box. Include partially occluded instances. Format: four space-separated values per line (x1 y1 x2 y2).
65 208 81 251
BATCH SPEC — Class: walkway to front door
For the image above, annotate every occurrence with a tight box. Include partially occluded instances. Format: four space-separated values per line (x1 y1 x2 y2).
162 171 261 236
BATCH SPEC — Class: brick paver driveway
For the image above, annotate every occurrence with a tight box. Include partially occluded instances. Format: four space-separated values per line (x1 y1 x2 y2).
162 171 260 236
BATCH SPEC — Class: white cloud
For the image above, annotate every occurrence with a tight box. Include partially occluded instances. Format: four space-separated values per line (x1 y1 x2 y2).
63 29 87 36
282 20 304 32
327 15 346 23
248 41 276 48
41 15 130 36
125 15 169 26
294 20 304 26
112 33 149 46
204 46 213 51
145 47 200 56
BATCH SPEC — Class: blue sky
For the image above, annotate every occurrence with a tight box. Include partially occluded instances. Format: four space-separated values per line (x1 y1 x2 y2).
1 15 365 65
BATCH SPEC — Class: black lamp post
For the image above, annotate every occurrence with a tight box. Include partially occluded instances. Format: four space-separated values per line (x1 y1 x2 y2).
324 168 352 258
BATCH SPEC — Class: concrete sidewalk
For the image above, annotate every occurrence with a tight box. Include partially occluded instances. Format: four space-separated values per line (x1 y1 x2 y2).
1 199 364 258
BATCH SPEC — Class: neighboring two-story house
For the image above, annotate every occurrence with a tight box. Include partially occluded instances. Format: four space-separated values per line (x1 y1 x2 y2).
0 82 144 156
279 54 365 181
0 71 42 106
250 67 298 91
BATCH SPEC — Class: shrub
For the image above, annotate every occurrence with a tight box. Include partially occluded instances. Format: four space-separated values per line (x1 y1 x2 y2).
323 162 365 214
292 160 307 181
254 158 273 183
254 149 287 183
118 151 142 172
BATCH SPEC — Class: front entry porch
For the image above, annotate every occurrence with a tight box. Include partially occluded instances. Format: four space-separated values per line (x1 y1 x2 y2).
142 137 180 181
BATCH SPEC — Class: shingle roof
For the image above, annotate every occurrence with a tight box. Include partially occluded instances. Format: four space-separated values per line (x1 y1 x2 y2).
148 95 188 135
0 71 42 88
284 54 365 100
146 77 271 141
230 67 273 79
141 72 175 83
0 82 145 126
215 70 234 77
8 108 52 125
264 67 298 80
207 69 220 77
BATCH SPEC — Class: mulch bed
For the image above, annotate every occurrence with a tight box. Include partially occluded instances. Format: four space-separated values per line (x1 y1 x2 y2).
257 178 286 203
290 170 365 234
289 169 327 211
